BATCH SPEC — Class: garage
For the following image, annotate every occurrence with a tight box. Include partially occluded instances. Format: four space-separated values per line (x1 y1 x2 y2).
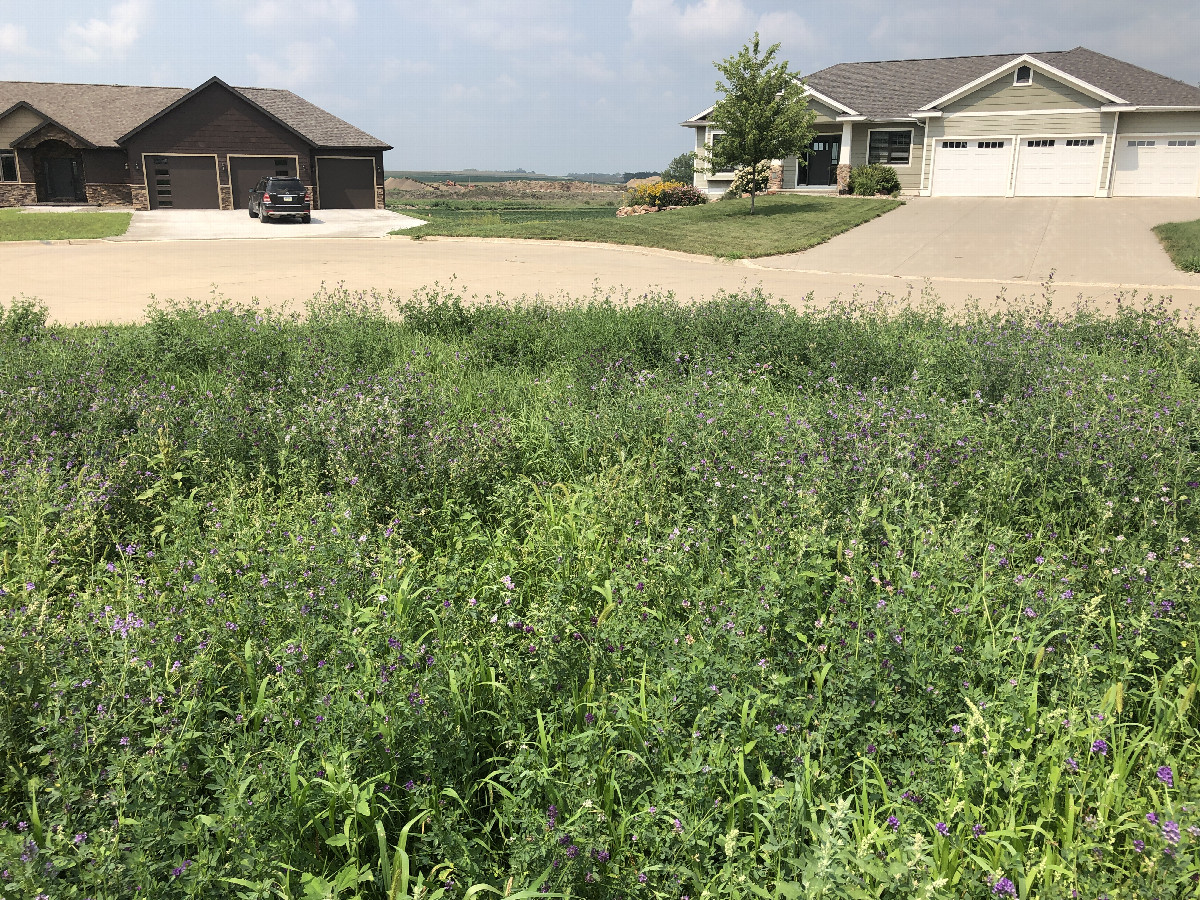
316 156 376 209
146 155 220 210
931 139 1012 196
1112 136 1200 197
1014 137 1103 196
229 156 298 209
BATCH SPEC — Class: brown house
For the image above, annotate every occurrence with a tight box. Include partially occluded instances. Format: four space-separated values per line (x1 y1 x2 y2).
0 77 391 210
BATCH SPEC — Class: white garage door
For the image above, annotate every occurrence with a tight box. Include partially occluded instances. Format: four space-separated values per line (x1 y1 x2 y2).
1112 136 1200 197
1015 137 1103 196
932 139 1012 196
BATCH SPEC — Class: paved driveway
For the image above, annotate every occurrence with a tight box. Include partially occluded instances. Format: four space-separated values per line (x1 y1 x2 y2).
755 196 1200 287
112 208 425 241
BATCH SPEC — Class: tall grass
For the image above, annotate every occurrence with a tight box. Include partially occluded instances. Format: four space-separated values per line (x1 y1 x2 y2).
0 287 1198 899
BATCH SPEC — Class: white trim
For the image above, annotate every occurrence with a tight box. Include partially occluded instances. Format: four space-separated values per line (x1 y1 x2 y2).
839 121 853 165
912 111 943 118
803 86 858 116
1102 105 1200 112
919 55 1127 111
1102 111 1120 196
866 128 915 168
945 107 1101 118
1013 65 1033 86
835 115 866 122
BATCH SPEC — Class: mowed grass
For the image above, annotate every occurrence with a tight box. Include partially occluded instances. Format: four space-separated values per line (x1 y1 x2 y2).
396 194 901 257
0 208 131 241
1154 218 1200 272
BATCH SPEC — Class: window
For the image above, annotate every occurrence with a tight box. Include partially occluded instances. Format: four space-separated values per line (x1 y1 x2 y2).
868 130 912 165
977 141 1004 149
0 151 16 182
274 157 291 176
710 134 734 173
942 141 968 149
1014 65 1033 86
1128 140 1155 147
1027 139 1055 148
1167 139 1198 147
1065 139 1095 147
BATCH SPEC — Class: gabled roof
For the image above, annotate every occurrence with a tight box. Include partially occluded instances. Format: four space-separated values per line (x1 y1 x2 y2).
804 47 1200 119
0 78 391 150
683 47 1200 125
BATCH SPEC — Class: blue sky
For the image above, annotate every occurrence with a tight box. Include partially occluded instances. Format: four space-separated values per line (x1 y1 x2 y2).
3 1 1198 174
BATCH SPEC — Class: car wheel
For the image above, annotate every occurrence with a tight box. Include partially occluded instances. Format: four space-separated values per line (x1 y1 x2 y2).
301 214 311 224
260 211 270 224
248 206 257 218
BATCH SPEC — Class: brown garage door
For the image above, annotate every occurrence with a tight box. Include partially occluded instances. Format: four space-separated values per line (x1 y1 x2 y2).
230 156 298 209
147 155 219 209
316 157 376 208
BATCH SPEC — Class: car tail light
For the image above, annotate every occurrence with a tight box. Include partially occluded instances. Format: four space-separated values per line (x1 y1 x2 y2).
304 188 312 201
262 192 272 204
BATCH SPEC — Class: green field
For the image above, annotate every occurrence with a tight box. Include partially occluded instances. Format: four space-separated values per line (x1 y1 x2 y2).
387 171 573 184
1 289 1198 899
395 195 901 258
0 209 131 241
1154 218 1200 272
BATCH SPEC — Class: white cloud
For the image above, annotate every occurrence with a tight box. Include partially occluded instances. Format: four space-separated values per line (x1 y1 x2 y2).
0 22 32 56
755 11 817 61
240 0 357 28
62 0 150 62
628 0 753 45
404 0 579 53
247 40 326 86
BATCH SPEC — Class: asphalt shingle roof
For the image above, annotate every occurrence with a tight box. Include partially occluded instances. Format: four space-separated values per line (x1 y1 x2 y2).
0 79 389 149
804 47 1200 120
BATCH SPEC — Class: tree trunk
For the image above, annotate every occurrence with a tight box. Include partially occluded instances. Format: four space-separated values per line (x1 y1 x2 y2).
749 188 756 214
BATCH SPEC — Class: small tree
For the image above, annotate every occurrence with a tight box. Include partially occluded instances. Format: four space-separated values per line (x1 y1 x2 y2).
706 33 816 214
661 151 697 185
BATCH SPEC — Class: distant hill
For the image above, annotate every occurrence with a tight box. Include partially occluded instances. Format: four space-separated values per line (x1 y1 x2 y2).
385 170 571 184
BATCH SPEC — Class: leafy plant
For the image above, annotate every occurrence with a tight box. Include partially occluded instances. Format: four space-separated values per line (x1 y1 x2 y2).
622 181 707 209
848 163 901 196
661 152 697 186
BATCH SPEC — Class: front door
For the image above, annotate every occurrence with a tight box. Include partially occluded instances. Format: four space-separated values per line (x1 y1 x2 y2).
798 139 840 186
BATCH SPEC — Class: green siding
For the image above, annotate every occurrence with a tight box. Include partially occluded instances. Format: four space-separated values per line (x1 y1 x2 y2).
806 97 841 125
851 123 925 192
942 73 1099 115
937 111 1105 137
1117 111 1200 134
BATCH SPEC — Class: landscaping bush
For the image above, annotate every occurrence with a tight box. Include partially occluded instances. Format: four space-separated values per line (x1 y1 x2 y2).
623 180 707 208
848 162 901 196
723 162 770 198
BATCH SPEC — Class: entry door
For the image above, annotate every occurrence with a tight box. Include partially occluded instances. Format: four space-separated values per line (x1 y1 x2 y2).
801 139 840 186
45 158 80 200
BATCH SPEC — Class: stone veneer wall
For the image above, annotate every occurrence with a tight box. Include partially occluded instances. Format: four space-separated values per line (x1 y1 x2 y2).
218 185 233 211
375 185 385 209
0 183 37 207
767 163 783 192
836 164 851 194
85 183 134 206
131 185 149 210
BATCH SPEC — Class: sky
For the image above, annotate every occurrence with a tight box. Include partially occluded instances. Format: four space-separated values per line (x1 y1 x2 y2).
2 0 1198 175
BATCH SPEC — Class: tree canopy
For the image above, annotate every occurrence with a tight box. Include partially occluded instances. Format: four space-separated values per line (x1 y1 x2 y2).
706 33 816 213
661 151 697 185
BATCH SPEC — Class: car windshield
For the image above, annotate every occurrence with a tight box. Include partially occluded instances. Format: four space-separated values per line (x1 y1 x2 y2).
268 178 304 193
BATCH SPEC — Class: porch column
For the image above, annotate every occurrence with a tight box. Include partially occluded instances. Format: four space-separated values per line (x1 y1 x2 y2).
836 121 854 193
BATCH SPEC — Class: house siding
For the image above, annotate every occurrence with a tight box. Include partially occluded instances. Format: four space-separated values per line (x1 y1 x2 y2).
806 97 841 125
942 74 1099 115
1117 111 1200 134
850 122 926 193
0 107 43 150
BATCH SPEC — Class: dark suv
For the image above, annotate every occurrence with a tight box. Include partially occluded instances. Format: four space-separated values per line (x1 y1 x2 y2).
249 176 311 223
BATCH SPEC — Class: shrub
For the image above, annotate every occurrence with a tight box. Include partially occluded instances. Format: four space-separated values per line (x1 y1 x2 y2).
723 163 770 198
661 151 697 185
848 163 901 196
623 180 707 208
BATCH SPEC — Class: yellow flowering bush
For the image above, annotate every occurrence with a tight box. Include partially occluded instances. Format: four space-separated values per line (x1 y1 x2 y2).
623 181 707 209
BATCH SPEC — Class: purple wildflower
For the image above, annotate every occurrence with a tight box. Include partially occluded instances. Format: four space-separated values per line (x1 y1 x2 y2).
992 877 1016 897
1091 739 1108 756
1157 765 1174 787
936 822 950 837
1163 821 1180 845
886 815 899 832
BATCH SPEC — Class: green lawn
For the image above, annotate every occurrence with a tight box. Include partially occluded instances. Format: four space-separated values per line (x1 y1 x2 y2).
1153 218 1200 272
395 194 901 258
0 208 131 241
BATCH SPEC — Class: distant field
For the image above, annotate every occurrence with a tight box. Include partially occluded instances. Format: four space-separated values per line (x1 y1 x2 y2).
386 171 573 184
395 194 901 258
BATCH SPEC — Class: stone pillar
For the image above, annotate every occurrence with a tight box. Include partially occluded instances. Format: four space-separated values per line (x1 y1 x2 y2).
767 162 783 192
837 164 852 194
131 185 150 210
375 185 385 209
218 184 233 210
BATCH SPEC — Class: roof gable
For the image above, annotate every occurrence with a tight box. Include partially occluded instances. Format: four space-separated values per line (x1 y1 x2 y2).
920 55 1123 110
939 66 1103 115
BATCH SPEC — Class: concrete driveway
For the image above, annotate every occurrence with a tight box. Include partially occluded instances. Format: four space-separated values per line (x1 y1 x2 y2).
112 208 425 241
755 196 1200 286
